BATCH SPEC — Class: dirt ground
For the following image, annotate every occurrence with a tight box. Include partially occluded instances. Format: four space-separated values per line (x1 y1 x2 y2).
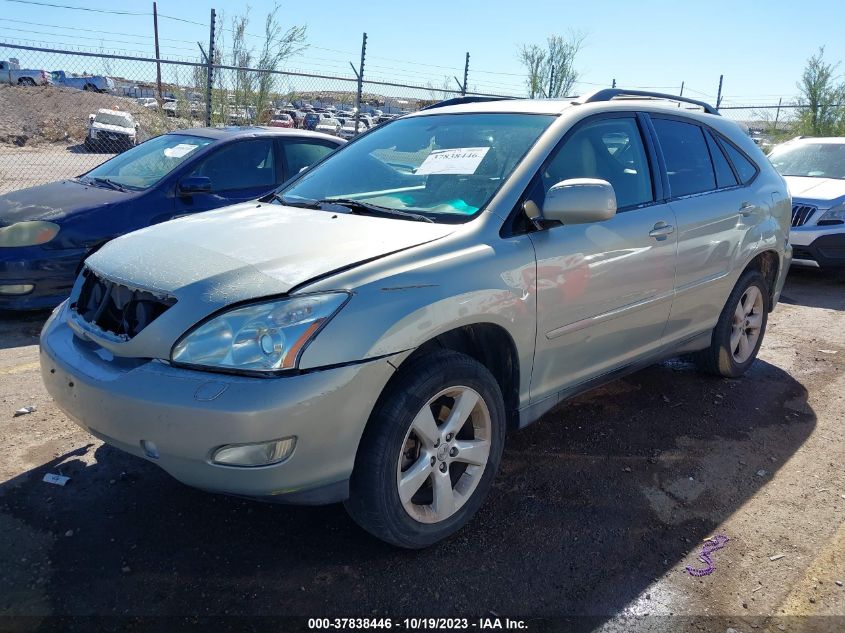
0 268 842 632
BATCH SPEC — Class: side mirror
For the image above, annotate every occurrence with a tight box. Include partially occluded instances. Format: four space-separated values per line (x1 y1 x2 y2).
539 178 617 224
178 176 211 196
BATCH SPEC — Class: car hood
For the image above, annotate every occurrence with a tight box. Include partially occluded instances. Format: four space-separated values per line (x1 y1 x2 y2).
784 176 845 207
86 201 455 305
0 179 128 224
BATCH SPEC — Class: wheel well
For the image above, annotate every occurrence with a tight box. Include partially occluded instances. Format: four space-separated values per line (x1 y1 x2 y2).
744 251 779 310
401 324 521 429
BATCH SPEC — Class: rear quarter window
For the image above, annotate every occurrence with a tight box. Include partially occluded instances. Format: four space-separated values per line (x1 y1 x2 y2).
720 140 758 184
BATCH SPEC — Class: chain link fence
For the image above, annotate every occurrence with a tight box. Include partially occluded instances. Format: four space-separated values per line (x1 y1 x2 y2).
0 42 803 195
0 42 516 194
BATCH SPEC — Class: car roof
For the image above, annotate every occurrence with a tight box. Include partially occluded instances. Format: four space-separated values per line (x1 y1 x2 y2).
168 126 343 144
780 137 845 145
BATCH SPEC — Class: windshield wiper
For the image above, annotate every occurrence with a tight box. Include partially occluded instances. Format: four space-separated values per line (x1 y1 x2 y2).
90 177 129 192
268 193 321 208
317 198 434 223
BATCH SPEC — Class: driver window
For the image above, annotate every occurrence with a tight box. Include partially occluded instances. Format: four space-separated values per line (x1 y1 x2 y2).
190 139 275 192
542 117 653 209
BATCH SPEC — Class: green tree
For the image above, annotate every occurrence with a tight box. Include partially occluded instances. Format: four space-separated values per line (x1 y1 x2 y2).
795 46 845 136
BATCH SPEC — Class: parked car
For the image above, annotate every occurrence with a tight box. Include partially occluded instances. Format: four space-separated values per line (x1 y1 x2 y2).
768 137 845 278
0 59 51 86
50 70 114 92
136 97 159 111
0 127 343 309
303 111 324 130
38 90 790 548
268 112 294 128
280 109 305 128
85 109 138 152
315 116 342 136
339 119 367 139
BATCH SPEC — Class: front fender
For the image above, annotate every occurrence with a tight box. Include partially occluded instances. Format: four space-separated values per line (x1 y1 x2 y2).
298 236 538 404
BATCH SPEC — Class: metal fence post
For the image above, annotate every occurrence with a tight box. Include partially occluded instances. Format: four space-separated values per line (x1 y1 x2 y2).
353 32 367 133
462 52 469 96
716 74 724 109
152 1 163 104
205 8 215 127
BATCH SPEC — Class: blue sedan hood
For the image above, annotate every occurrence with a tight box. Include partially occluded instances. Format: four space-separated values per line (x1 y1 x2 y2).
0 179 129 225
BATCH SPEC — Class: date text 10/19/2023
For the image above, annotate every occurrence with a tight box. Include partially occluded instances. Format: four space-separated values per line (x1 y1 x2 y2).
308 617 529 630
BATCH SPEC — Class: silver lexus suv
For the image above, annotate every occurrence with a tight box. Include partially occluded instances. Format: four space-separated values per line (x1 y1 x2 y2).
40 90 791 548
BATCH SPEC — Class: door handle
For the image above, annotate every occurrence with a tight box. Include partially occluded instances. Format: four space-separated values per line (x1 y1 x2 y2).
739 202 756 217
649 221 675 239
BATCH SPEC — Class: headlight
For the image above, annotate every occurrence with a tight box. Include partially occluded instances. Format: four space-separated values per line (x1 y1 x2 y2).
818 203 845 224
171 292 349 373
0 221 60 247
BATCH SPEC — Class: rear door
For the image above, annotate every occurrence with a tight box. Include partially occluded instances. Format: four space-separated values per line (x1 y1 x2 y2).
648 115 760 343
173 138 280 215
527 113 678 403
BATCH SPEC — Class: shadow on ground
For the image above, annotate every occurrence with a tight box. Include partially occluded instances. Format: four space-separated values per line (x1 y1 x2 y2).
0 356 815 626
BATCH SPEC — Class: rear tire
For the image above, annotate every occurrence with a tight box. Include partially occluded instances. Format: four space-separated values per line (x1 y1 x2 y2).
694 269 769 377
345 350 506 548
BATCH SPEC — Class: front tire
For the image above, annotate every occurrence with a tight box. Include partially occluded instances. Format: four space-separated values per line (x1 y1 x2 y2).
345 350 506 548
694 269 769 377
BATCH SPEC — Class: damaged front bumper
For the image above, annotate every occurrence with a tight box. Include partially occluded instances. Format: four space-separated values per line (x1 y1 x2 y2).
40 305 397 504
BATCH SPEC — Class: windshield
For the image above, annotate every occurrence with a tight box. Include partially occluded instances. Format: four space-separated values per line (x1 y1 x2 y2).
769 142 845 179
83 133 213 190
278 112 554 221
93 111 133 128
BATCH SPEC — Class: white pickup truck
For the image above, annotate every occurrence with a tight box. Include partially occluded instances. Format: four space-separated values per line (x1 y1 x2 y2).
0 59 52 86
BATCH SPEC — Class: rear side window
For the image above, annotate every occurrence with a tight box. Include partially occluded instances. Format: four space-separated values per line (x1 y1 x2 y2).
721 140 758 184
652 118 715 197
705 132 738 188
282 140 336 177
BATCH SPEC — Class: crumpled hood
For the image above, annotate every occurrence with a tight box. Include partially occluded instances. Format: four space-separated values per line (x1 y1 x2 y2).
0 179 127 224
91 122 134 135
784 176 845 207
87 201 455 305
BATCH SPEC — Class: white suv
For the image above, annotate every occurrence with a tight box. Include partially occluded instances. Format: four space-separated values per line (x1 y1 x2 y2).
769 137 845 277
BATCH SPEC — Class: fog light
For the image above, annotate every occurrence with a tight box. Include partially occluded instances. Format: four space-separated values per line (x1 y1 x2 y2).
211 437 296 467
0 284 34 295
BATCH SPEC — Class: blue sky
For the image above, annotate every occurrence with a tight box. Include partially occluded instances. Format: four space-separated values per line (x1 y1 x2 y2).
1 0 843 105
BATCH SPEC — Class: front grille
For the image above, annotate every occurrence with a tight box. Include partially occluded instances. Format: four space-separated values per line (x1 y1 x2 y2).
71 268 176 340
791 204 817 227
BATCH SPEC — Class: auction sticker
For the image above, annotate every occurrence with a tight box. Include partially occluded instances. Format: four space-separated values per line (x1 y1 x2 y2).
164 143 200 158
415 147 490 175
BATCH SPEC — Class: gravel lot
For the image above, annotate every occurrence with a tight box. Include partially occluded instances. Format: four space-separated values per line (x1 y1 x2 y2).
0 145 114 194
0 269 843 631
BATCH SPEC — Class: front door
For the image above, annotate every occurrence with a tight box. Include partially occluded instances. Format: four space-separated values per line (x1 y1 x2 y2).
527 114 677 404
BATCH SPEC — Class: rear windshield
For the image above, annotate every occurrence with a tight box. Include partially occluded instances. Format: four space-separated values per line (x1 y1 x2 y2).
94 112 133 128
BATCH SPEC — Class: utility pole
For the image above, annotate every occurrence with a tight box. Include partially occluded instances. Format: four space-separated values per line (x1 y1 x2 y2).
205 8 215 127
716 74 724 109
153 2 163 104
462 52 469 96
548 65 555 98
612 78 616 89
353 33 367 134
774 97 782 132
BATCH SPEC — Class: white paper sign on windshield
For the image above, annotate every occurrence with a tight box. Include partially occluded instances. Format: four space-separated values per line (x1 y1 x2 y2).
164 143 200 159
415 147 490 175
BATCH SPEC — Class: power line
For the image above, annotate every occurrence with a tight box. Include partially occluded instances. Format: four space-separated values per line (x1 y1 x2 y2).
0 17 194 44
0 26 197 51
1 0 147 15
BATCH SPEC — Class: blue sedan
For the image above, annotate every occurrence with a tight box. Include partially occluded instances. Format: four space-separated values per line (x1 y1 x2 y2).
0 126 343 310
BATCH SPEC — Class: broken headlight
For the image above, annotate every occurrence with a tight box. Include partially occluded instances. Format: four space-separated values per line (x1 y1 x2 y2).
170 292 349 373
0 221 59 247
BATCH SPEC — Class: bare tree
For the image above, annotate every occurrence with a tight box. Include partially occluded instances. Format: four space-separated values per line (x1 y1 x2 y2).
518 44 545 98
426 75 454 101
795 46 845 136
544 32 584 97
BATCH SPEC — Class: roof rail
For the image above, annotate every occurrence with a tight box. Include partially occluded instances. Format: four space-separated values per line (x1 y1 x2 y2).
420 95 515 111
576 88 720 115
